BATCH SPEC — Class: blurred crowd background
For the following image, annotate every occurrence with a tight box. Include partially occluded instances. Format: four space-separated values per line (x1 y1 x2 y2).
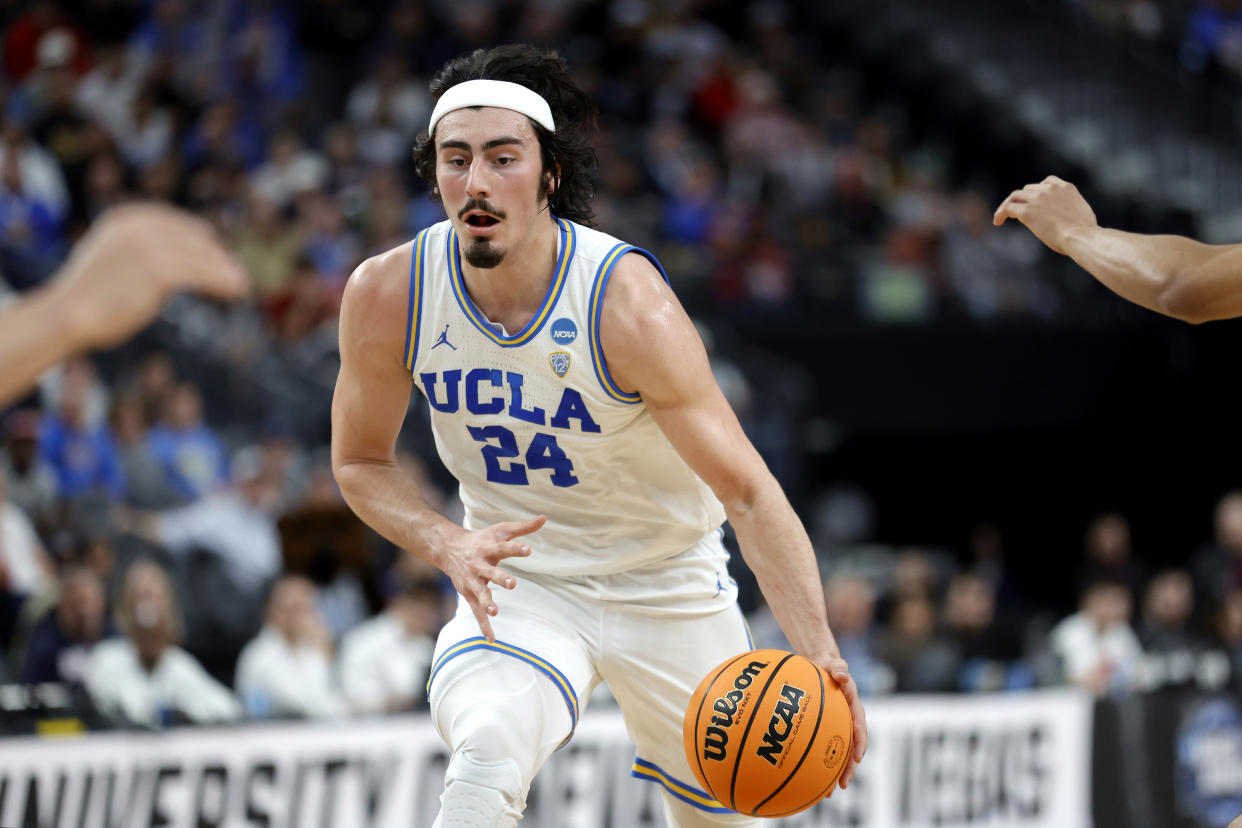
2 0 1242 730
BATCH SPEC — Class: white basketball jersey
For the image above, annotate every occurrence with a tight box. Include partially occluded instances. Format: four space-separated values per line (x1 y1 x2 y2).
404 217 726 576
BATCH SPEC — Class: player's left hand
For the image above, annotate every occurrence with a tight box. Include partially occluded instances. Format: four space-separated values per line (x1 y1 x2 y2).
992 175 1098 255
820 655 867 792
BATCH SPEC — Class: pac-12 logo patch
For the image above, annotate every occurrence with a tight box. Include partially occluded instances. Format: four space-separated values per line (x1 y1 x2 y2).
549 352 571 378
550 318 578 344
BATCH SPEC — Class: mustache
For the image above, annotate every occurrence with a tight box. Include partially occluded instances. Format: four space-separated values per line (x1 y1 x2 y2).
458 198 507 221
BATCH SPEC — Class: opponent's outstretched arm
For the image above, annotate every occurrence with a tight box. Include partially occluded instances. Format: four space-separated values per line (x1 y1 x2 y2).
995 176 1242 323
331 251 542 642
599 254 867 790
0 204 248 405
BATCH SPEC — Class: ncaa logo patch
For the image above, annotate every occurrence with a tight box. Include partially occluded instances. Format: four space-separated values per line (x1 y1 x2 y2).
549 352 571 378
550 317 578 344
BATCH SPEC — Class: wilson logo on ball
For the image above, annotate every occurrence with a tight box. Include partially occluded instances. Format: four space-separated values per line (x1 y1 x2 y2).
684 649 854 818
757 683 806 766
702 659 768 762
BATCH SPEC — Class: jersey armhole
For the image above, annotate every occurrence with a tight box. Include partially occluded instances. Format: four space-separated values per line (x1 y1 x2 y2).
403 229 429 372
588 245 670 405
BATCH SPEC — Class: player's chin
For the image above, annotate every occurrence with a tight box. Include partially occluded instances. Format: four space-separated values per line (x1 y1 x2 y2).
463 239 506 269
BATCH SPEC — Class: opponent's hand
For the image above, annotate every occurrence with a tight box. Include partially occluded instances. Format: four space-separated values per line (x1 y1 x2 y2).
53 203 249 349
993 175 1098 255
438 514 545 642
820 655 867 793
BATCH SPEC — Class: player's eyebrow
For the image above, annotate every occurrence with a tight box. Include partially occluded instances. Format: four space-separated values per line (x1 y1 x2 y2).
438 137 526 152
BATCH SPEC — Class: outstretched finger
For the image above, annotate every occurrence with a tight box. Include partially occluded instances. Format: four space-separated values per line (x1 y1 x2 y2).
993 200 1027 226
488 567 518 589
494 540 533 562
467 593 497 643
494 514 547 541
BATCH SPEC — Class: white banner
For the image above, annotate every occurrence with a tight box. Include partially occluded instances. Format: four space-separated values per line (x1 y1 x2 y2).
0 690 1091 828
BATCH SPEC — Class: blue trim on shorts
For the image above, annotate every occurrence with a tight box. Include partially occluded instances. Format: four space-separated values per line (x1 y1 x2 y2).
631 757 734 814
426 636 579 733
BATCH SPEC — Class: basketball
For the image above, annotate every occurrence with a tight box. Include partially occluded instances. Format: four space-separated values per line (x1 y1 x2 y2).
682 649 853 818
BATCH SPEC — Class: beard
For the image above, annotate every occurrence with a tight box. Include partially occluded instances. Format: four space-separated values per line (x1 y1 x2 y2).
464 239 506 269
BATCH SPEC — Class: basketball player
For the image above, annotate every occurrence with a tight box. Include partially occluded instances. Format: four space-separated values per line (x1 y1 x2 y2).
995 175 1242 322
0 203 248 404
330 45 866 827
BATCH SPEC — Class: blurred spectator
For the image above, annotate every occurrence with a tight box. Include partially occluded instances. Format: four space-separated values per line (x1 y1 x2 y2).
1191 490 1242 604
297 189 358 287
84 559 240 727
235 194 301 299
110 393 178 509
80 148 130 222
3 2 91 82
39 359 124 501
878 593 960 692
235 574 346 719
1050 579 1146 695
131 351 176 428
858 225 938 323
0 467 55 653
943 572 1032 691
182 99 265 172
1181 0 1242 78
345 51 429 146
322 121 369 207
74 42 142 140
125 0 210 87
1216 590 1242 690
222 0 304 111
21 564 113 684
1138 569 1229 689
113 81 173 170
146 382 228 501
0 125 70 226
0 125 68 285
1 409 59 528
339 567 441 715
139 446 282 597
249 130 327 210
1074 512 1145 605
824 573 892 695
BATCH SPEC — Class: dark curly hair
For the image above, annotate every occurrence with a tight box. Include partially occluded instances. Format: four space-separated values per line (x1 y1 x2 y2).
412 45 599 227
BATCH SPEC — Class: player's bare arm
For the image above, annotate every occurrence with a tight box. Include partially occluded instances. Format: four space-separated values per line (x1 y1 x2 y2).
599 253 868 788
994 175 1242 323
330 249 543 642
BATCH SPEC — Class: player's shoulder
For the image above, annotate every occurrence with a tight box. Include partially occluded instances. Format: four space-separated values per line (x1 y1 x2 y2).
342 223 447 318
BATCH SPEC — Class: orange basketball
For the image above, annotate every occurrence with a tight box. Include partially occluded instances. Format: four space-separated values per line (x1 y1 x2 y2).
682 649 853 818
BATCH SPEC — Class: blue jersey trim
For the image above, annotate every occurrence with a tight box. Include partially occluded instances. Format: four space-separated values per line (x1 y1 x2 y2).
630 757 734 814
404 230 428 371
447 218 575 347
426 636 579 735
588 244 670 404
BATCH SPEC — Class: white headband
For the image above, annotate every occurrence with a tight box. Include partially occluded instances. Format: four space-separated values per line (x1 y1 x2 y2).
428 79 556 135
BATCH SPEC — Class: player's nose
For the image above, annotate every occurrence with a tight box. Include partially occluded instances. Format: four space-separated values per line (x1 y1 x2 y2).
465 157 491 199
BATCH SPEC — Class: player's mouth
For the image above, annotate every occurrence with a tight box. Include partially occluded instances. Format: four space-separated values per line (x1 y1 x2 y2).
463 212 501 235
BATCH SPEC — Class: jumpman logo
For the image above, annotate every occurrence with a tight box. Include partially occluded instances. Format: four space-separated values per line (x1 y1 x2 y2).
432 325 457 351
714 574 725 598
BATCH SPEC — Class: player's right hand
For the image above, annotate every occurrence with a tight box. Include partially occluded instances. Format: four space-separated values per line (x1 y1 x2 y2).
437 514 545 642
992 175 1098 255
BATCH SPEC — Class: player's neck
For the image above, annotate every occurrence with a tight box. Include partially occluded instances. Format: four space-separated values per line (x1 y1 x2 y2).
458 211 559 333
